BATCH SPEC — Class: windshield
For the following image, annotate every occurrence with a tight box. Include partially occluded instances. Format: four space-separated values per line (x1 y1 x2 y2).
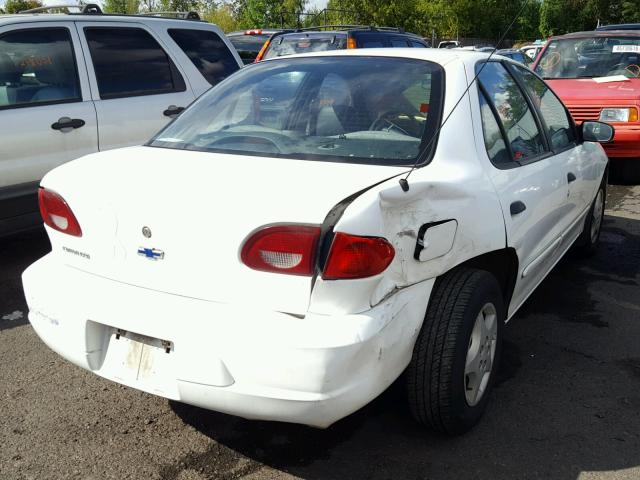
535 36 640 79
229 34 270 62
150 56 444 166
264 35 346 59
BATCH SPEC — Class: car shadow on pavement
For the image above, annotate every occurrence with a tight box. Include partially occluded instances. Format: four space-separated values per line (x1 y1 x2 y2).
0 228 49 332
169 214 640 480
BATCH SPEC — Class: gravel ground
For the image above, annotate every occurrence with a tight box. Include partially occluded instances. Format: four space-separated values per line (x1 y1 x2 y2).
2 184 640 480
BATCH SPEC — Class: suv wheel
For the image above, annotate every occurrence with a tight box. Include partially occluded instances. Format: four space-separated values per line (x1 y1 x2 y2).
406 267 504 435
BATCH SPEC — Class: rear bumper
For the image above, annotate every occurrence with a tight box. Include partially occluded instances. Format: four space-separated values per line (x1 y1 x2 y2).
604 124 640 158
22 254 433 427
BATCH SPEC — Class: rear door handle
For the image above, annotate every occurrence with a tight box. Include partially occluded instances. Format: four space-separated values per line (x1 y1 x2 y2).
51 117 85 132
163 105 185 118
510 201 526 216
567 172 577 183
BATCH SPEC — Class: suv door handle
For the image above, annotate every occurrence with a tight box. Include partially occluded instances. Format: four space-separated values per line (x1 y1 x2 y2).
51 117 85 132
567 172 577 183
163 105 185 118
510 201 527 216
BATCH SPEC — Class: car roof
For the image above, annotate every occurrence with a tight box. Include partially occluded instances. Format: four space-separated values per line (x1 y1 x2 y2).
0 13 208 26
548 29 640 40
227 29 282 36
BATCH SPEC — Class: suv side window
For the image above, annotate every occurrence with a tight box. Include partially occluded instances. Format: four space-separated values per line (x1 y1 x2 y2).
410 40 427 48
84 27 185 99
168 29 239 87
511 64 575 151
0 28 81 109
391 39 409 47
478 62 546 163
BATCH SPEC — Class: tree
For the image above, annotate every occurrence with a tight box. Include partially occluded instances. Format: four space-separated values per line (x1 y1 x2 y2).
103 0 140 14
234 0 308 28
3 0 42 13
204 3 239 31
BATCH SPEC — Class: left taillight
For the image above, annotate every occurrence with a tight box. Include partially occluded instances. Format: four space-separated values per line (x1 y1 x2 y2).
38 187 82 237
241 224 321 276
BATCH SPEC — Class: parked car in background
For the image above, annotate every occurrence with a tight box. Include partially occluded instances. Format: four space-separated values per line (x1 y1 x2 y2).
438 40 461 48
497 48 532 66
521 44 544 60
0 7 242 235
227 28 282 64
257 26 429 61
24 48 613 436
534 30 640 181
596 23 640 31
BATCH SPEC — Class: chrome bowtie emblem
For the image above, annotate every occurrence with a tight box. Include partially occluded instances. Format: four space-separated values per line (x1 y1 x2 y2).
137 247 164 260
142 226 152 238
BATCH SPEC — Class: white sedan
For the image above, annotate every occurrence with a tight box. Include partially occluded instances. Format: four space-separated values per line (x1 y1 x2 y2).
23 48 613 434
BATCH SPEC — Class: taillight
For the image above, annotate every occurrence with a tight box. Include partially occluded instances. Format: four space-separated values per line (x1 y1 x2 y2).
244 29 263 35
323 233 394 280
38 187 82 237
346 37 357 49
241 225 321 276
255 39 270 62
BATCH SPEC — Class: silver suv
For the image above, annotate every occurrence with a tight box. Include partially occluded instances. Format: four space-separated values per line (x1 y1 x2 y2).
0 6 242 235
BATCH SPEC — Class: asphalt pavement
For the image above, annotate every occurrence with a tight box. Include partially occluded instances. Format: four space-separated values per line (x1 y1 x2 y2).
2 184 640 480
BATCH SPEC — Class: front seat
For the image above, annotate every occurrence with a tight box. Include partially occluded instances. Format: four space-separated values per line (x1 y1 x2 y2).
30 58 78 103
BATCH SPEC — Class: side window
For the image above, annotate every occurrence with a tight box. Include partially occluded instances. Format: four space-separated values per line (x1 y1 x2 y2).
512 65 575 151
479 89 511 166
0 28 81 109
84 27 185 99
478 62 546 162
391 39 409 47
168 29 239 87
410 41 427 48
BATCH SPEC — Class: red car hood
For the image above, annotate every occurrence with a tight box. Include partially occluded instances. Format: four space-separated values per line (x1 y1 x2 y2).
546 78 640 103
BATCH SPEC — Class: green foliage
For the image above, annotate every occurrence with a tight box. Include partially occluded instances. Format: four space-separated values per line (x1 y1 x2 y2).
540 0 640 37
233 0 307 29
2 0 43 13
204 3 239 31
103 0 140 14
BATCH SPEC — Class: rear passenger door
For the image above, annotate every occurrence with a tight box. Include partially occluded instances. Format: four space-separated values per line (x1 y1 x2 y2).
76 22 196 151
0 23 98 214
474 61 571 316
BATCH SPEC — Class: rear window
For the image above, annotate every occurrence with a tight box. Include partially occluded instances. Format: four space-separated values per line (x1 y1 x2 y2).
228 34 270 63
168 29 239 86
264 35 346 59
150 56 444 166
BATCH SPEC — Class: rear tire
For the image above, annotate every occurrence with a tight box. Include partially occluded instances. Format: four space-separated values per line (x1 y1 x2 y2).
406 267 504 435
575 181 606 256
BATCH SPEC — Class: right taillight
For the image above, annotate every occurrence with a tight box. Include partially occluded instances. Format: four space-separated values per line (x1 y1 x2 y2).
38 187 82 237
346 37 357 49
323 232 394 280
254 39 270 62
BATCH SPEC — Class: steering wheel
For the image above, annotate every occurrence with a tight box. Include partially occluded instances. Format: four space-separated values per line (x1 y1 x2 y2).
369 110 420 136
540 52 561 71
625 64 640 77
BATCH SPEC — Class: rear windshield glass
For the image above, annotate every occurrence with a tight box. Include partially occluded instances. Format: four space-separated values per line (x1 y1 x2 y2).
229 34 270 62
264 35 346 59
535 36 640 79
150 56 444 166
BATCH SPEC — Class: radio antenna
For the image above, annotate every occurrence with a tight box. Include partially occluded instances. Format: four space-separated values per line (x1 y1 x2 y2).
399 0 531 192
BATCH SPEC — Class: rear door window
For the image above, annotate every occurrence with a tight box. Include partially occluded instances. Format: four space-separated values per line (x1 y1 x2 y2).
391 39 409 47
168 29 239 86
410 40 427 48
84 27 185 99
477 62 547 162
0 28 81 108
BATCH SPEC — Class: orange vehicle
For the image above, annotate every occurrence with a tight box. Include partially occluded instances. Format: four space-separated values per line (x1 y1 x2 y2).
533 30 640 180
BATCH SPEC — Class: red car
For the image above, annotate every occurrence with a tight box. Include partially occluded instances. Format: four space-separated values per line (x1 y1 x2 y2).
534 30 640 180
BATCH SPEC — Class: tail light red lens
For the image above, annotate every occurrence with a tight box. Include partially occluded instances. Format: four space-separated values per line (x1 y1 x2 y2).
323 233 394 280
241 225 321 276
38 187 82 237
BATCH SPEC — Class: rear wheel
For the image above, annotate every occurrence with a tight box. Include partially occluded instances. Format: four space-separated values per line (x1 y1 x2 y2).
406 268 504 435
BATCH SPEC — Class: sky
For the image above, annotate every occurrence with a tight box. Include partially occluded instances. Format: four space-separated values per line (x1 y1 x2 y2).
308 0 328 8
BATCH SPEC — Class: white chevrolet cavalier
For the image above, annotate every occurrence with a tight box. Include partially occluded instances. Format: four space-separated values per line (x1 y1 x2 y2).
23 49 613 434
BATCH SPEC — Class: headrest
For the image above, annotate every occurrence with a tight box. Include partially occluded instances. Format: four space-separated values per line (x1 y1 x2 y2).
0 53 21 84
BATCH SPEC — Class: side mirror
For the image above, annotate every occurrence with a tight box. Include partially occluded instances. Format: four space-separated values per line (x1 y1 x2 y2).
581 121 614 143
